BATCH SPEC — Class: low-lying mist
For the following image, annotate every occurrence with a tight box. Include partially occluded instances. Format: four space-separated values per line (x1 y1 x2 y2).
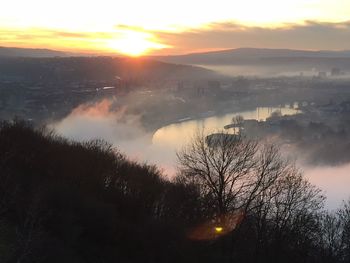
198 64 350 78
51 99 178 176
52 98 350 208
303 164 350 209
197 64 305 77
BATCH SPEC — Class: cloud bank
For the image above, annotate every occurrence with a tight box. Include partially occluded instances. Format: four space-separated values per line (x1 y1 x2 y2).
2 21 350 54
153 21 350 54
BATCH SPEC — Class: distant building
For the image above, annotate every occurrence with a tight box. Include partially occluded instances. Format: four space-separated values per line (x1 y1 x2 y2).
208 80 221 90
177 81 185 91
318 71 327 78
331 67 341 76
232 77 249 92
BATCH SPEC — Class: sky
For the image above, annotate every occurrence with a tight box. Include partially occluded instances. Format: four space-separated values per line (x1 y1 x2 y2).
1 0 350 55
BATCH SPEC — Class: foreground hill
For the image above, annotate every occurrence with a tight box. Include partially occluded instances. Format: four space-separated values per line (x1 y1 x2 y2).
1 121 350 263
0 121 203 263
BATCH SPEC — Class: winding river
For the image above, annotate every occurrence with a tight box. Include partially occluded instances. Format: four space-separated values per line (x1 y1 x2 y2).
152 106 300 150
152 106 350 208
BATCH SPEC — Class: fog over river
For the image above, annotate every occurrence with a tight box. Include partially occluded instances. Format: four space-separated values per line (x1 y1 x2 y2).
52 99 350 209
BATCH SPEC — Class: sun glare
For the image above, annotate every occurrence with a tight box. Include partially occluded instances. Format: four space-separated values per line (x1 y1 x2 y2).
107 30 168 56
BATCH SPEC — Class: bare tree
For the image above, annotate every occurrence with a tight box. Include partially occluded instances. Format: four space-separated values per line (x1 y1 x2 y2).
251 166 324 261
320 212 343 262
177 131 291 218
337 200 350 261
232 115 244 135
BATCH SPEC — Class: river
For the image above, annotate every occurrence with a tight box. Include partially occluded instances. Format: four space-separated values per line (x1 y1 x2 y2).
54 103 349 209
152 106 299 150
152 106 350 209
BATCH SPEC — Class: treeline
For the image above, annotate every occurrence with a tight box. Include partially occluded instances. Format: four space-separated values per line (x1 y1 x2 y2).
0 121 349 263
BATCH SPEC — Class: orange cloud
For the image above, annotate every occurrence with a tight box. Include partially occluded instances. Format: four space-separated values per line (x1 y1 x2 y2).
149 20 350 55
1 21 350 55
0 27 167 55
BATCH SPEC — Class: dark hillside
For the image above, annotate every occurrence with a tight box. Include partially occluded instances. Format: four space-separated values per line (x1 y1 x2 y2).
0 121 203 263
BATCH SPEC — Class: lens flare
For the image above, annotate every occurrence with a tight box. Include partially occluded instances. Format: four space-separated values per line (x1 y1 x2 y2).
215 226 224 233
187 211 244 241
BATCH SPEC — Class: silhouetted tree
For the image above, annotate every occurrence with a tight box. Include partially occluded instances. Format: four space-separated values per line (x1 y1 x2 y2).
177 131 326 263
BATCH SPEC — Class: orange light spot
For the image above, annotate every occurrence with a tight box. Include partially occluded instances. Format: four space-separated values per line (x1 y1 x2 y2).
215 226 223 233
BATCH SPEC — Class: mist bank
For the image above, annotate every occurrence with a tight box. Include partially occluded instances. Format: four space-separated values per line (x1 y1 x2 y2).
153 48 350 77
51 99 178 176
304 164 350 208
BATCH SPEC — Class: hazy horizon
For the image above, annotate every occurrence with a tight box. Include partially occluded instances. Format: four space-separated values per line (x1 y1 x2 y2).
1 0 350 56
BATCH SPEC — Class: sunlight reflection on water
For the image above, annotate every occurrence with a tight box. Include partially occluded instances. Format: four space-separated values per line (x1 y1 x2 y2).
152 107 299 150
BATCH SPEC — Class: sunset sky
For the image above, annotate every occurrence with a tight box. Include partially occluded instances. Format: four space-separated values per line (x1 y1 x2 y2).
1 0 350 56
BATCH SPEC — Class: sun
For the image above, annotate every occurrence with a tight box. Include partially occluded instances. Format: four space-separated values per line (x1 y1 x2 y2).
107 29 168 56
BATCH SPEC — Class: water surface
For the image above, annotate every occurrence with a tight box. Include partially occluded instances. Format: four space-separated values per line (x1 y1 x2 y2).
153 106 299 150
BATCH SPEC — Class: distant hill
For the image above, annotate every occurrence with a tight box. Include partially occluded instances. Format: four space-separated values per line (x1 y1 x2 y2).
0 46 70 58
152 48 350 65
0 56 216 81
